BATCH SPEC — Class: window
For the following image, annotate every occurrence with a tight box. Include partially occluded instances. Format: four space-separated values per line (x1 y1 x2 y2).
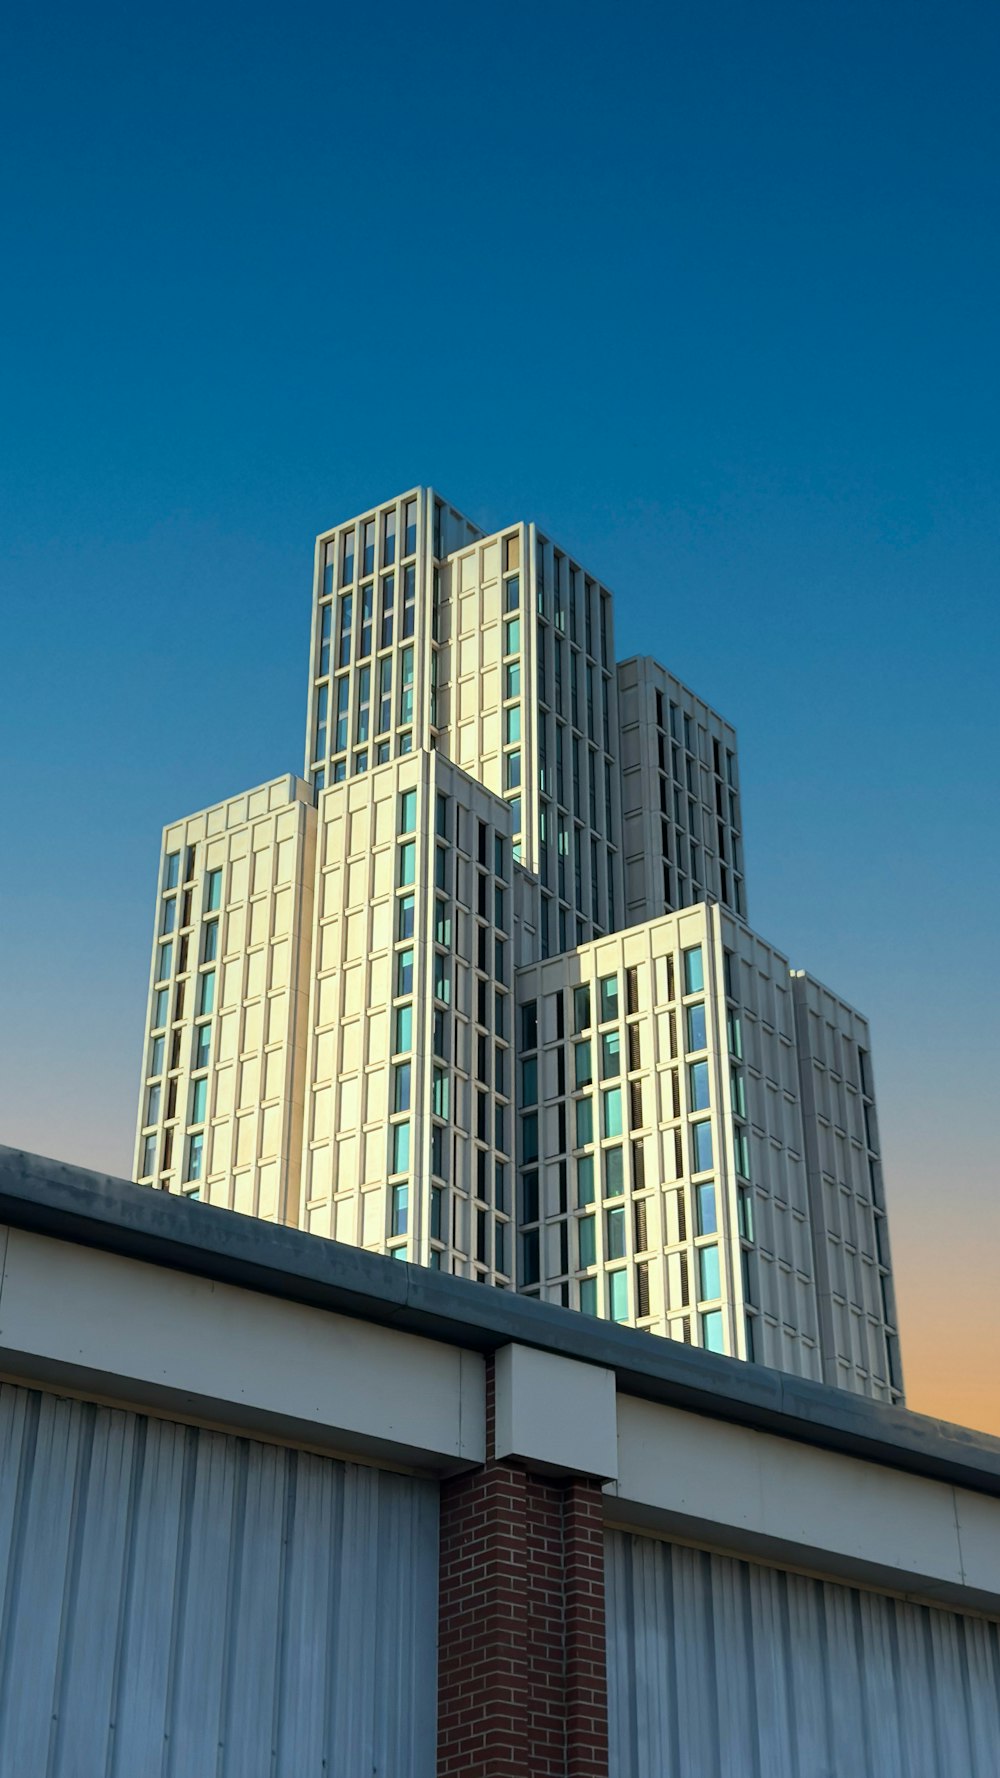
195 1024 211 1071
152 988 169 1029
363 519 375 576
505 662 520 699
432 1066 450 1119
577 1153 595 1206
391 1183 408 1237
686 1003 707 1052
397 949 414 996
573 986 591 1033
202 919 219 964
434 954 450 1004
402 565 416 638
394 1003 412 1053
191 1077 207 1124
186 1132 204 1182
696 1181 717 1236
701 1309 725 1353
148 1034 165 1077
391 1121 410 1174
606 1206 626 1260
521 1114 539 1164
574 1094 593 1147
683 946 704 994
599 975 618 1023
505 750 521 791
140 1134 156 1178
521 1230 540 1287
383 509 396 566
692 1120 713 1172
156 942 173 982
398 840 416 887
206 869 223 913
727 1009 743 1058
602 1086 622 1139
688 1060 710 1111
608 1270 629 1322
520 1056 537 1107
380 576 395 650
164 853 180 891
359 582 373 657
574 1041 592 1088
337 593 353 668
504 705 521 744
145 1083 161 1126
605 1146 623 1198
579 1277 598 1316
578 1214 596 1268
520 1001 537 1050
698 1244 721 1301
393 1062 411 1114
601 1030 621 1079
398 893 415 940
161 898 177 937
504 617 520 656
404 499 417 556
399 647 414 726
197 972 215 1017
434 901 451 946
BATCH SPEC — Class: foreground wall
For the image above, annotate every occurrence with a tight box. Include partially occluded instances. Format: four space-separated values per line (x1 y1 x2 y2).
607 1530 1000 1778
0 1383 437 1778
0 1148 997 1778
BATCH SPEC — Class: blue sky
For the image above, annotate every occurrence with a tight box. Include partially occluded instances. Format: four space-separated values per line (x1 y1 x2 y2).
2 0 998 1427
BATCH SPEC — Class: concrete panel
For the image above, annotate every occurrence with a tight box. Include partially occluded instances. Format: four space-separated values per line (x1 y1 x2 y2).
610 1394 1000 1613
0 1226 484 1475
494 1342 618 1480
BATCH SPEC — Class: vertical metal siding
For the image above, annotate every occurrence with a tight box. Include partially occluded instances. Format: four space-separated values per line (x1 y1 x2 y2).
0 1383 438 1778
606 1528 1000 1778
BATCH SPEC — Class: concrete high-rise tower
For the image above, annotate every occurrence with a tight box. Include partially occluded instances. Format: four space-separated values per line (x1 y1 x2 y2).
134 486 903 1405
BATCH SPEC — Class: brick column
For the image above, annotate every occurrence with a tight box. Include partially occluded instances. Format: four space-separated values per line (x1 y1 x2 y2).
437 1360 609 1778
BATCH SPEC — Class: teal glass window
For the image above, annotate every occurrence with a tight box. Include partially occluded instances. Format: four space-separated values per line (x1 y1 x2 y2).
391 1183 408 1237
579 1277 598 1316
577 1154 595 1206
606 1206 626 1260
692 1119 713 1172
604 1146 623 1198
689 1060 710 1111
686 1003 707 1052
391 1121 410 1174
602 1086 623 1139
698 1244 721 1301
696 1181 717 1236
399 841 416 887
206 868 223 912
608 1270 629 1322
578 1214 596 1268
575 1097 593 1147
683 945 704 994
399 788 417 833
701 1309 725 1353
574 1041 592 1088
191 1077 207 1124
394 1003 412 1053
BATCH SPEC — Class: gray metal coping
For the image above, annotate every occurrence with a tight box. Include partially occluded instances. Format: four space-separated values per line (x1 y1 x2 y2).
2 1143 999 1498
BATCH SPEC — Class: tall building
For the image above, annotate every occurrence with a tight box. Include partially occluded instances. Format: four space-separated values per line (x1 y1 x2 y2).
135 485 903 1404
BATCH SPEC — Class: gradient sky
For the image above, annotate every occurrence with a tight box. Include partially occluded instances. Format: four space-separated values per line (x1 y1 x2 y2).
2 1 998 1431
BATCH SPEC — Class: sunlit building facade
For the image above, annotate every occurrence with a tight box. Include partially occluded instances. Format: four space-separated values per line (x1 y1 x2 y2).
135 485 903 1402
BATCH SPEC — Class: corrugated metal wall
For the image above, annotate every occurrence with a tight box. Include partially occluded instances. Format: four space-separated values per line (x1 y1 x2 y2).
0 1382 438 1777
606 1529 1000 1778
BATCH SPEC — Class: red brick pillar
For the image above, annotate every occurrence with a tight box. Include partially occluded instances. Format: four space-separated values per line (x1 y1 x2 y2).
437 1360 609 1778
